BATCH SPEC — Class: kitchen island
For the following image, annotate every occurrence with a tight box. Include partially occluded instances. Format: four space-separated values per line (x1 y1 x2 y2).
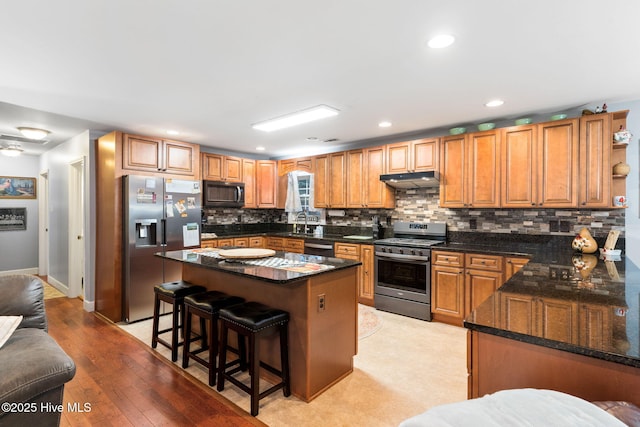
452 236 640 406
157 249 361 402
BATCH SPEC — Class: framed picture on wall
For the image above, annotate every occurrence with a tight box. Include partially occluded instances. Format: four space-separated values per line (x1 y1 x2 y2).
0 176 37 199
0 208 26 231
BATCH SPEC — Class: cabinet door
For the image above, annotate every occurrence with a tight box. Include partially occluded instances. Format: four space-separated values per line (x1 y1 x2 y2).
346 149 365 208
386 141 411 173
123 134 162 172
329 152 347 207
284 238 304 253
202 153 224 180
579 114 611 207
233 237 249 247
431 265 465 322
504 257 529 281
256 160 277 208
365 146 395 208
440 135 467 207
224 156 243 181
162 140 198 176
537 119 578 207
314 155 329 208
412 138 439 172
242 159 256 208
467 131 500 208
466 269 503 315
360 245 375 306
502 125 537 208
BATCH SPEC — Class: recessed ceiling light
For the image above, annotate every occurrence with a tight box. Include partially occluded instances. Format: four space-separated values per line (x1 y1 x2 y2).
252 105 340 132
428 34 455 49
306 137 319 141
256 146 266 151
166 129 180 136
17 127 50 140
485 99 504 107
378 121 392 128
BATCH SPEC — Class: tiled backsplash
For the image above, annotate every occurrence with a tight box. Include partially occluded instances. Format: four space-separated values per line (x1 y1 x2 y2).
203 187 626 238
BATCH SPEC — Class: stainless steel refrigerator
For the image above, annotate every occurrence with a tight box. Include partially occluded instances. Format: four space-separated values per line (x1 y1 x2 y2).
123 175 202 322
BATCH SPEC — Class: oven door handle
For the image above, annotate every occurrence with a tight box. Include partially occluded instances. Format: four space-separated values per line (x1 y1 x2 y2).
375 251 430 263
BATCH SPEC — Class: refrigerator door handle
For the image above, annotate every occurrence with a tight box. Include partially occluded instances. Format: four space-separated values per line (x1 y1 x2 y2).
161 219 167 246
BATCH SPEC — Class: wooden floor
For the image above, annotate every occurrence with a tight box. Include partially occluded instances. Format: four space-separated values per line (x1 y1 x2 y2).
45 297 266 427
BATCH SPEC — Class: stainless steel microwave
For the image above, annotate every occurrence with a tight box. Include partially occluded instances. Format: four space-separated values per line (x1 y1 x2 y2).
203 180 245 207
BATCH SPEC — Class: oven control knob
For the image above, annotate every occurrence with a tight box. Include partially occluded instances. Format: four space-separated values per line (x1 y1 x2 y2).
411 249 416 255
398 249 403 254
380 247 386 252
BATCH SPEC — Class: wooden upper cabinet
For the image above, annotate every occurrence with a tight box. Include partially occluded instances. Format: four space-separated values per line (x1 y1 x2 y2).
386 138 439 173
365 146 395 208
537 119 578 207
202 153 242 181
242 159 256 208
467 130 501 208
440 134 467 207
346 149 365 208
329 152 347 207
314 155 329 208
502 125 538 208
123 134 199 177
579 114 611 208
256 160 277 208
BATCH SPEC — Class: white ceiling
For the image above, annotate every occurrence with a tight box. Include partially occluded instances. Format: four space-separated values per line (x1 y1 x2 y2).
2 1 640 158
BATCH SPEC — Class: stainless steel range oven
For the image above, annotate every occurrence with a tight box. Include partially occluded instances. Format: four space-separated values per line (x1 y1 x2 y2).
374 222 446 321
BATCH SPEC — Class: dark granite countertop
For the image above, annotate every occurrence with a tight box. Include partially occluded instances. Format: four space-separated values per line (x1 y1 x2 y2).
156 249 361 284
446 232 639 368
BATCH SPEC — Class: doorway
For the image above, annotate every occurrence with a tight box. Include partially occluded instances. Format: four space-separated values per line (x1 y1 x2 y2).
69 157 85 299
38 170 49 276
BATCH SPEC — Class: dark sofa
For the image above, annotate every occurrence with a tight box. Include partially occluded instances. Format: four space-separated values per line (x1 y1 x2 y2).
0 275 76 427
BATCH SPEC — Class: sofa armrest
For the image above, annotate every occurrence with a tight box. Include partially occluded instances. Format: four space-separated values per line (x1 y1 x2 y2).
0 275 47 331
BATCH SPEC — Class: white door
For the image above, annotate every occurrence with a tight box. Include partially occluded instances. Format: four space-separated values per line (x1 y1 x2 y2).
38 171 49 276
69 158 85 298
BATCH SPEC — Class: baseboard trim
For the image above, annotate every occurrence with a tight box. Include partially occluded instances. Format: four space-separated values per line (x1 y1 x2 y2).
47 276 69 295
0 267 39 276
83 299 95 312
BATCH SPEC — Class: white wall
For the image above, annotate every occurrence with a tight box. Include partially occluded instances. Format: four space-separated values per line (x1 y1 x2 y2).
39 130 96 310
0 154 40 273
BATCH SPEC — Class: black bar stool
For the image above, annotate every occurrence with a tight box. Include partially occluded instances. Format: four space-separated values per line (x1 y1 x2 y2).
217 301 291 416
151 280 206 362
182 291 245 386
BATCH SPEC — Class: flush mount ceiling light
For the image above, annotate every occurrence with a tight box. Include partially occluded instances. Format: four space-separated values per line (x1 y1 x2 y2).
428 34 455 49
0 143 24 157
485 99 504 107
252 105 339 132
166 129 180 136
378 121 392 128
17 127 50 140
255 146 266 151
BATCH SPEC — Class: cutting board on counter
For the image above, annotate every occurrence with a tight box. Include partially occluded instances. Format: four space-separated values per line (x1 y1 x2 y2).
218 248 275 259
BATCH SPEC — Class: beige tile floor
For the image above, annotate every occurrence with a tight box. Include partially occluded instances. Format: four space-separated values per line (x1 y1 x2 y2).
120 306 467 426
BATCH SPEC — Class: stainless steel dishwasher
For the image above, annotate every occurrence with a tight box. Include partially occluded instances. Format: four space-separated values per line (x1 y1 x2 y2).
303 239 335 257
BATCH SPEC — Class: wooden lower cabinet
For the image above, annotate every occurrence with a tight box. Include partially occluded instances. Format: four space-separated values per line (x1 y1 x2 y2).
432 251 529 327
249 236 264 248
201 239 218 249
335 243 374 306
468 331 640 404
432 265 465 322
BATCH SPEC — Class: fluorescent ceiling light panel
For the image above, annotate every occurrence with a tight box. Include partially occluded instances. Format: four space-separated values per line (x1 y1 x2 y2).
252 105 339 132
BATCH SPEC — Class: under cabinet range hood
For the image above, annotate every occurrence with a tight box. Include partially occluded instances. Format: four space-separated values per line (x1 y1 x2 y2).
379 171 440 189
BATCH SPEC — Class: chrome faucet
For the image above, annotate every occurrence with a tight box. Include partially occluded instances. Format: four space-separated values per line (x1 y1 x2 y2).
295 210 308 234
